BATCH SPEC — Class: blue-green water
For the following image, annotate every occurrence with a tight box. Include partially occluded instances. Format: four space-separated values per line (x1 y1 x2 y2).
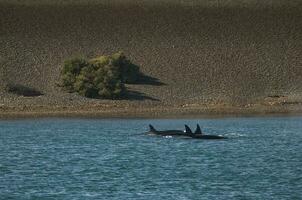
0 117 302 200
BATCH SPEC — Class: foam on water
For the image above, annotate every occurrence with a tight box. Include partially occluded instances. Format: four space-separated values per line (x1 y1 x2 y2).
224 132 247 138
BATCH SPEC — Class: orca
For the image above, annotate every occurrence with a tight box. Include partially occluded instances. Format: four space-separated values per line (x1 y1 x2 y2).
191 134 226 139
148 124 186 136
185 124 202 135
193 124 225 139
195 124 202 134
147 124 227 139
184 125 195 137
187 124 226 139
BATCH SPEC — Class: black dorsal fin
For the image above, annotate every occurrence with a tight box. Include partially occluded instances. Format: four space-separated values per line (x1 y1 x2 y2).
149 124 156 132
185 125 193 134
195 124 202 134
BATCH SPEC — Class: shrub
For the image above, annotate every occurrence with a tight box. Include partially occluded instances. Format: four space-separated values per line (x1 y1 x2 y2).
91 57 126 98
89 52 140 84
61 57 88 92
61 53 139 99
61 72 77 92
74 65 99 98
111 52 140 83
90 55 110 67
62 57 88 75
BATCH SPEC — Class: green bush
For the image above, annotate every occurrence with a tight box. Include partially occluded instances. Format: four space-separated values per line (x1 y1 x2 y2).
62 57 88 75
74 65 99 98
90 52 140 83
61 72 77 92
92 56 126 98
61 52 138 99
111 52 140 83
61 57 88 92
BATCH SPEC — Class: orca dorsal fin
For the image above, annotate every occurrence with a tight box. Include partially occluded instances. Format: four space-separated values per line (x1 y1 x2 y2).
195 124 202 134
149 124 156 132
185 125 193 134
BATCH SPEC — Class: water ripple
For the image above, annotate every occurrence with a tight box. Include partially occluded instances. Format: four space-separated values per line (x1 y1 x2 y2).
0 117 302 199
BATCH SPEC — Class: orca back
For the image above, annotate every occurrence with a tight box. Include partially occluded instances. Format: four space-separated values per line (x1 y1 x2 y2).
149 124 156 132
185 125 193 134
195 124 202 134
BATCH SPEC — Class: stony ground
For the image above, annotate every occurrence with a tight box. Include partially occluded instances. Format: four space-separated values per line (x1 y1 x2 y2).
0 0 302 118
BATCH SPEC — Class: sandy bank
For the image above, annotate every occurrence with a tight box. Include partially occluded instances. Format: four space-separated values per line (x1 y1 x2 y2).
1 1 301 117
1 98 302 119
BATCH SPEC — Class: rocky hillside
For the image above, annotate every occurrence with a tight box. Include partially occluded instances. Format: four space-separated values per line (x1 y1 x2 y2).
1 0 301 107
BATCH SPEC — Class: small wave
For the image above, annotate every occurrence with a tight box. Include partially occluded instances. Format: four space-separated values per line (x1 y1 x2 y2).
163 136 173 138
0 164 11 173
225 132 247 137
83 192 100 197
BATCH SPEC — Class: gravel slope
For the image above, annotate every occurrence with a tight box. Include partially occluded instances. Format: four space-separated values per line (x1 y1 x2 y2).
1 0 302 114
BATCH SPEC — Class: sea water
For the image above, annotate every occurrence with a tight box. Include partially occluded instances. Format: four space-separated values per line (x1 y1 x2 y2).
0 117 301 200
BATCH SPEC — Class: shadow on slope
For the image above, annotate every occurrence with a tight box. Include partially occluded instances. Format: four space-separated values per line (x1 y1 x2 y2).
121 73 164 101
135 74 166 86
121 90 160 101
7 84 43 97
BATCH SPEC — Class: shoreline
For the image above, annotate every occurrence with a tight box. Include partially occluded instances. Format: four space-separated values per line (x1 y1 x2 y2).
1 104 302 120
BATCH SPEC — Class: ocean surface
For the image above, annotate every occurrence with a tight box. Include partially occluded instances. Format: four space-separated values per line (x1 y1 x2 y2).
0 117 301 200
